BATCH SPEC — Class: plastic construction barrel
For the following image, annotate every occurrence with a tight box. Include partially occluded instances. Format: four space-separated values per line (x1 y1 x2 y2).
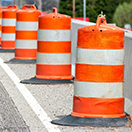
0 7 7 45
1 5 18 49
14 5 41 60
36 7 72 80
20 7 73 84
51 15 127 127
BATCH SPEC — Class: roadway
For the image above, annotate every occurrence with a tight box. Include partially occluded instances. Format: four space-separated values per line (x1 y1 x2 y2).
0 51 131 132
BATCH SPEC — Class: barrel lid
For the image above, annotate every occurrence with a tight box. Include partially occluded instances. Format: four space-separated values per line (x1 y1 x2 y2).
0 7 7 10
79 15 124 33
3 5 18 12
17 5 39 13
39 7 71 19
0 7 7 13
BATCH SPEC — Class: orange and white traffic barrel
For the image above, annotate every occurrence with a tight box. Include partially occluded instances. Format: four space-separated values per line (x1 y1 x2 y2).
20 7 73 84
0 7 7 45
14 5 41 60
52 15 127 126
1 5 18 49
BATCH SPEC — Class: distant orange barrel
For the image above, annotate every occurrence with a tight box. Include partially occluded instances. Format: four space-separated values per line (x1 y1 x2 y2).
36 7 72 80
0 7 7 45
14 5 41 60
1 5 18 49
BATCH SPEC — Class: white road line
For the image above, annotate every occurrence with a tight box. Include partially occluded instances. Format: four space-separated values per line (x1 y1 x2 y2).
0 57 60 132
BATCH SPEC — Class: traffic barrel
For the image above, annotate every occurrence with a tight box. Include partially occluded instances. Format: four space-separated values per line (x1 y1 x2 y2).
51 15 127 126
15 5 41 60
6 5 41 64
0 7 7 45
1 5 18 51
20 7 73 84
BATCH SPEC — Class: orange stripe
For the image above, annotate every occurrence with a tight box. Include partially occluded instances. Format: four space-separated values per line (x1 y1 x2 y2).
17 11 41 22
37 41 71 53
2 26 16 33
1 41 15 49
15 49 37 60
0 37 1 44
36 64 72 79
71 96 125 118
2 11 17 18
0 11 2 18
16 31 38 40
39 17 71 30
75 63 124 82
77 31 124 49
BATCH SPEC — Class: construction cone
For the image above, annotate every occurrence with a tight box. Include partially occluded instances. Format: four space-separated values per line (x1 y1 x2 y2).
51 15 128 127
0 5 18 52
6 5 41 64
21 7 73 84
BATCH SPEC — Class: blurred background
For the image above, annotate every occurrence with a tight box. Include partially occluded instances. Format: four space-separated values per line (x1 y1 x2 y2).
0 0 132 30
0 0 59 13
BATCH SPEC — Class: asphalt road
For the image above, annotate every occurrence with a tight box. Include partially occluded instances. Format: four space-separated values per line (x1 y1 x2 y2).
0 51 131 132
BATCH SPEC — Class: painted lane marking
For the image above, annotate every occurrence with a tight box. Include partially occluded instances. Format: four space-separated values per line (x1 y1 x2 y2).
0 57 60 132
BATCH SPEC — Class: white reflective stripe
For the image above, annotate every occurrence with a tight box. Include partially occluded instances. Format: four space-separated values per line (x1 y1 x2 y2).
0 31 1 37
38 30 71 41
37 53 71 64
15 40 37 49
1 33 15 41
16 22 38 31
74 81 123 98
76 48 124 65
0 19 2 25
2 19 16 26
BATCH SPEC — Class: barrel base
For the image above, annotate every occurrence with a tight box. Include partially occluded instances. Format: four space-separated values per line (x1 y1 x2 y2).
14 57 36 60
5 58 36 64
0 49 14 53
51 114 128 127
35 75 73 80
20 77 74 84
